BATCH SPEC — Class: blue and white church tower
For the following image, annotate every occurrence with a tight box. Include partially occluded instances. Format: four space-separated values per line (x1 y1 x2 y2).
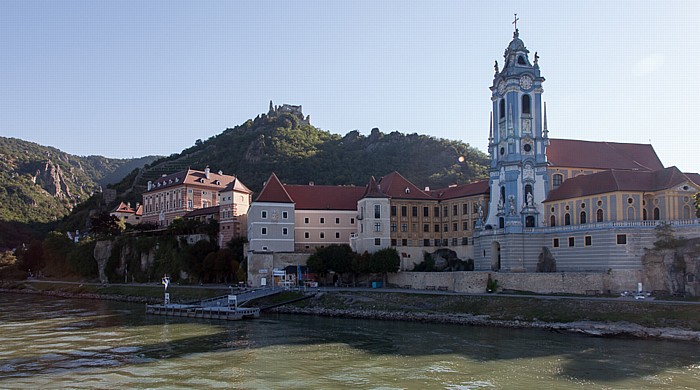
483 22 549 232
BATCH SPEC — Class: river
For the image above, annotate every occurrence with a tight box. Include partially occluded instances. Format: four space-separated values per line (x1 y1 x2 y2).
0 293 698 389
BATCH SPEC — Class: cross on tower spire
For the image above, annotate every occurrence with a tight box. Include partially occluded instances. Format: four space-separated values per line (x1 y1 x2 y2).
512 13 519 31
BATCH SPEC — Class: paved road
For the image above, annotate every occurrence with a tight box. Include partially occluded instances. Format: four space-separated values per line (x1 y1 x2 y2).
24 279 700 306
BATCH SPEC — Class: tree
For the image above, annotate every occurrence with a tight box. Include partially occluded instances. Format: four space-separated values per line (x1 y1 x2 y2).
653 222 686 250
90 212 124 237
369 248 400 287
351 251 371 286
694 192 700 218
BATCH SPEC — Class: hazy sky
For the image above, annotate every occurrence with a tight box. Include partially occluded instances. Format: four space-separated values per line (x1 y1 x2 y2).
1 1 698 173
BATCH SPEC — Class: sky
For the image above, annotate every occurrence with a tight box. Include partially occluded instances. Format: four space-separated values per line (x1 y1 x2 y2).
1 1 699 173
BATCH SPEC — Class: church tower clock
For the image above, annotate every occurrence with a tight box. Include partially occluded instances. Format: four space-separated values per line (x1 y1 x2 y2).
483 17 549 232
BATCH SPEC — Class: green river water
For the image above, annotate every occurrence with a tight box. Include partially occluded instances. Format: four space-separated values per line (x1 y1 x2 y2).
0 293 698 389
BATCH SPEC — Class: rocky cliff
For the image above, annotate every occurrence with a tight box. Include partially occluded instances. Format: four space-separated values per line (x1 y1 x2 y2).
642 238 700 296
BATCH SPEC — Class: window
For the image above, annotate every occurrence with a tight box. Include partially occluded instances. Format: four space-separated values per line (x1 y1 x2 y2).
351 218 355 224
522 94 531 114
597 209 604 222
282 228 288 235
580 211 587 224
402 239 407 246
320 218 325 224
463 204 469 215
412 207 418 217
374 205 381 218
553 238 559 248
617 234 627 245
564 213 571 226
261 227 267 235
401 206 407 217
585 236 592 246
453 223 458 231
627 207 635 221
453 205 458 216
499 217 505 229
374 223 381 232
304 217 309 224
261 210 268 219
452 238 458 246
434 224 440 232
390 224 397 232
443 224 448 232
463 221 468 231
423 207 429 217
653 207 660 220
401 224 408 232
550 215 556 227
374 238 381 246
568 237 575 247
443 206 448 217
335 218 340 224
391 206 397 217
434 239 441 247
552 174 563 188
525 216 535 227
391 239 397 246
335 232 340 239
462 237 468 245
320 232 325 239
434 206 440 217
188 200 193 209
424 239 431 247
423 224 429 232
304 232 310 239
499 99 505 119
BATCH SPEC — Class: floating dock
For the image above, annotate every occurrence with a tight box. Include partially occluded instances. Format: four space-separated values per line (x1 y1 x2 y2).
146 288 282 321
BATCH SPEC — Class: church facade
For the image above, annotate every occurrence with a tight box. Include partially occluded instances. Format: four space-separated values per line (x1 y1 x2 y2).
472 27 700 273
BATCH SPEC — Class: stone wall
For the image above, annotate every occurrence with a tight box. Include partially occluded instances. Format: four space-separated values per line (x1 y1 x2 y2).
389 270 641 295
246 251 311 287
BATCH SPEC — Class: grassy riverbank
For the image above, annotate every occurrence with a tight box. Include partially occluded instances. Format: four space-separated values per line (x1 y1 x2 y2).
3 280 700 334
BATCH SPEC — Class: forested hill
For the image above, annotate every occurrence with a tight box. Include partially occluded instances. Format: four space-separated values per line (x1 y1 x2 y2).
0 136 159 224
114 107 490 197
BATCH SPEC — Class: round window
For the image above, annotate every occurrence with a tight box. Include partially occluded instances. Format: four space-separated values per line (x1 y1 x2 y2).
581 203 586 209
627 198 633 204
565 205 570 211
597 200 603 206
500 147 505 156
523 144 532 152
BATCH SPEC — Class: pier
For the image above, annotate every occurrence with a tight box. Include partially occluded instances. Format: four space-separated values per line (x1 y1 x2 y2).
146 287 283 321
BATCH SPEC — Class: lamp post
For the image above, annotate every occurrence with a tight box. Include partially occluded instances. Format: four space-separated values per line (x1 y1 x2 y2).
162 274 170 305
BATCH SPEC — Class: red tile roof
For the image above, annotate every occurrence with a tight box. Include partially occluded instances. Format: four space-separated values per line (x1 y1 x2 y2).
285 185 365 210
545 166 693 202
547 139 664 171
361 176 387 198
429 180 490 200
223 178 253 194
147 168 240 192
375 171 434 200
255 173 294 203
112 202 134 213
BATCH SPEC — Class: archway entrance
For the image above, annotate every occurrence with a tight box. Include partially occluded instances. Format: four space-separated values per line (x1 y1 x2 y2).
491 241 501 271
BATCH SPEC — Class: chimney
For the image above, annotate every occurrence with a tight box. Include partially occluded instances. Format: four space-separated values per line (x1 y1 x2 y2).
205 166 210 179
218 170 223 175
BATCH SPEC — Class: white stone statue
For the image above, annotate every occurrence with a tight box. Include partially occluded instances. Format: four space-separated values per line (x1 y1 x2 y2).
526 192 533 207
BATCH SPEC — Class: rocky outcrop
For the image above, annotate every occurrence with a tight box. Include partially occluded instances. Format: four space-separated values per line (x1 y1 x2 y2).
536 246 557 272
642 238 700 297
33 160 72 199
94 240 113 284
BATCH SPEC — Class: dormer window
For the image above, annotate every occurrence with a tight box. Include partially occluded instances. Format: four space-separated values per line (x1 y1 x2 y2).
214 180 220 185
404 187 410 194
199 178 205 183
175 178 179 183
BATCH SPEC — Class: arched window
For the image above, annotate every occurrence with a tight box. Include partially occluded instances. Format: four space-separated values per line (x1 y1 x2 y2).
499 99 505 119
526 216 535 227
653 207 660 220
500 186 506 204
518 55 526 65
499 217 505 229
684 205 691 219
643 209 648 221
596 209 604 222
564 213 571 226
550 215 556 227
552 174 563 188
627 207 635 221
580 211 587 224
522 94 531 115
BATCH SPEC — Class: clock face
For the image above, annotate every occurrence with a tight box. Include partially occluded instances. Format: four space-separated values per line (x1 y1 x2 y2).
519 75 533 90
497 80 506 94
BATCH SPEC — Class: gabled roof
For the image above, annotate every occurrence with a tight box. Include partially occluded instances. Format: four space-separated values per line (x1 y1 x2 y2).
222 178 253 194
373 171 434 200
545 166 694 202
685 173 700 187
255 173 294 203
112 202 134 213
134 204 143 216
284 185 365 210
429 180 490 200
147 168 237 192
361 176 388 199
547 139 664 171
